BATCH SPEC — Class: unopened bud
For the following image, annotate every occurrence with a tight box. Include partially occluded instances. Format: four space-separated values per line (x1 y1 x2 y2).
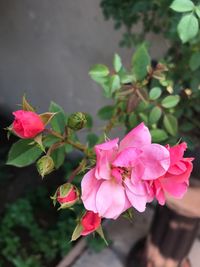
36 155 54 178
67 112 87 130
52 183 79 209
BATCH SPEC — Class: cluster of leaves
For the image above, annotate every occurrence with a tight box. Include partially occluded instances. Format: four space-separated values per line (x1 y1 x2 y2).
100 0 200 146
171 0 200 43
90 45 181 145
0 187 76 267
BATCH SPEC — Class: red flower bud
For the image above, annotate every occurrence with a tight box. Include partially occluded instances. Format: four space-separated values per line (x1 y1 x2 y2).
81 211 101 236
55 183 79 209
12 110 45 139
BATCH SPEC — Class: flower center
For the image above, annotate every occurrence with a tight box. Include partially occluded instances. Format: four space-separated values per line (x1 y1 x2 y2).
111 166 131 183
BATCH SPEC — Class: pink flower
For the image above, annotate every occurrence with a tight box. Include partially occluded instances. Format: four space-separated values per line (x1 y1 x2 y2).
81 123 170 219
12 110 45 139
81 211 101 236
152 142 193 205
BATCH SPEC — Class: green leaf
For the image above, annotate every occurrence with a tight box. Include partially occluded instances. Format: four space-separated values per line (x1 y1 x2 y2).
71 223 83 241
189 52 200 71
132 44 150 81
51 146 65 169
161 95 180 108
195 6 200 18
149 87 162 100
163 114 178 136
49 102 66 133
113 53 122 72
139 112 148 124
150 129 168 142
43 135 60 147
89 64 109 77
128 113 138 128
22 95 35 112
118 68 135 84
65 144 73 153
98 106 114 120
87 133 99 147
177 14 199 43
7 139 43 167
149 106 162 124
110 74 121 93
39 112 56 126
96 226 108 246
180 122 194 132
120 73 135 84
170 0 194 12
85 114 93 129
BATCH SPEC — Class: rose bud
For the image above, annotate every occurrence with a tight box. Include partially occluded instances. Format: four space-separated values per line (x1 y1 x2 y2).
12 110 45 139
36 155 55 178
81 211 101 236
67 112 87 130
53 183 79 209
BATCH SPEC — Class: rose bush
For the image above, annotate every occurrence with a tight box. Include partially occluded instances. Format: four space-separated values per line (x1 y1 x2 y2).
6 42 195 241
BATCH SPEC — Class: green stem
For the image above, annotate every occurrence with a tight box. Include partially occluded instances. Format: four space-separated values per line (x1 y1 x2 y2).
45 129 64 140
66 139 88 154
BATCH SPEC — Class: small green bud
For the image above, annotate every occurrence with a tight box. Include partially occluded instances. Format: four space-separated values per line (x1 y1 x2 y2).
67 112 87 130
36 155 54 178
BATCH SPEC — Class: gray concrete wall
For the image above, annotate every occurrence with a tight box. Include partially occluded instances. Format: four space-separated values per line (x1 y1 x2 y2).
0 0 168 115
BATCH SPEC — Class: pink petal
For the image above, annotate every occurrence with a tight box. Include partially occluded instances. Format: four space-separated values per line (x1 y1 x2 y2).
95 138 119 180
112 147 141 168
81 168 101 212
165 159 193 184
168 161 187 175
153 179 166 205
124 177 147 196
95 138 119 151
95 180 126 219
125 188 148 212
135 144 170 180
124 179 148 212
119 123 151 151
169 142 187 165
160 178 188 198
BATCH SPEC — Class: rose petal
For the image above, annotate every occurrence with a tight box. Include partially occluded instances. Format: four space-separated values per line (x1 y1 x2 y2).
160 178 188 198
135 144 170 180
81 168 101 212
95 138 119 180
95 180 126 219
112 147 141 168
119 123 151 151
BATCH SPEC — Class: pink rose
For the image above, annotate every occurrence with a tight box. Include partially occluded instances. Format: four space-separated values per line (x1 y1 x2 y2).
12 110 45 139
151 142 193 205
81 123 170 219
81 211 101 236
